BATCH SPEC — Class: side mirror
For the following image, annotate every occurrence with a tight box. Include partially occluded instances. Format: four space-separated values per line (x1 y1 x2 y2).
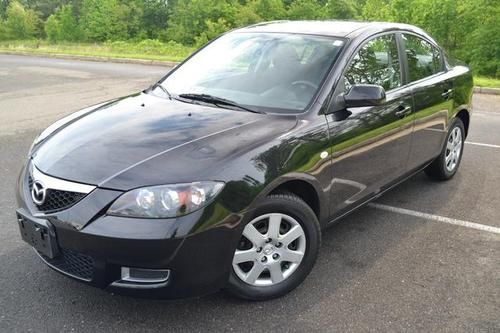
343 84 386 108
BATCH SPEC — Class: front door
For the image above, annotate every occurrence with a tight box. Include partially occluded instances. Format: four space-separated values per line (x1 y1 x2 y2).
325 33 414 219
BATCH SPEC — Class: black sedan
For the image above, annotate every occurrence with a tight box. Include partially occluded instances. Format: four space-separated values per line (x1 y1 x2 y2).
16 21 473 300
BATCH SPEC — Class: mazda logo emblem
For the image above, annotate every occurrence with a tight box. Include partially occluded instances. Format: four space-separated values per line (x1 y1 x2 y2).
31 180 46 205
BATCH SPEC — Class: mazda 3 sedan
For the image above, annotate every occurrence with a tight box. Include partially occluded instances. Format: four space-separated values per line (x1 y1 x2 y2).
16 21 473 300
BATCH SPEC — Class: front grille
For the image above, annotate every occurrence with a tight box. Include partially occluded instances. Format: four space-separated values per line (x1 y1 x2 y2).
39 248 94 281
28 175 86 213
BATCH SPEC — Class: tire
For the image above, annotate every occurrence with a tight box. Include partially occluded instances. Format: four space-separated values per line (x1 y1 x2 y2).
425 117 465 180
227 193 321 301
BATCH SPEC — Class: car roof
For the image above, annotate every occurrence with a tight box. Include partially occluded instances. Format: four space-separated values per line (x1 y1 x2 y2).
236 20 426 39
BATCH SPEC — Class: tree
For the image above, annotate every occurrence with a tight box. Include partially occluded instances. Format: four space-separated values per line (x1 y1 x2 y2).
1 1 41 39
234 2 262 27
45 4 81 41
386 0 417 23
142 0 169 39
194 18 231 47
361 0 391 20
253 0 286 21
167 0 237 45
0 0 10 19
325 0 358 19
459 0 499 76
80 0 127 41
0 0 497 78
287 0 326 20
20 0 68 20
44 11 59 40
116 0 144 39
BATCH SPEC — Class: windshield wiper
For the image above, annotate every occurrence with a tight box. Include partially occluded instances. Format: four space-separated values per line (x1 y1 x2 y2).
177 93 264 114
151 83 172 99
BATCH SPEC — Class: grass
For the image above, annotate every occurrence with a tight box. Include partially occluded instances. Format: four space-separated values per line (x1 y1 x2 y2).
1 40 498 89
0 39 194 63
474 76 500 88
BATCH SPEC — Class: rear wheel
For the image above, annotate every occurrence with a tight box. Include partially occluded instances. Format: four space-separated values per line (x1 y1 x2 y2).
425 118 465 180
227 193 320 301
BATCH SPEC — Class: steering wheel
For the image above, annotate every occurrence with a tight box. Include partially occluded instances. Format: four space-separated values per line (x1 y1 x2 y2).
291 80 319 91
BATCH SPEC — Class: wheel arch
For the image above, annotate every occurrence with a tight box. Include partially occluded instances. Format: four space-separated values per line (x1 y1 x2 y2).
258 174 328 226
456 109 470 138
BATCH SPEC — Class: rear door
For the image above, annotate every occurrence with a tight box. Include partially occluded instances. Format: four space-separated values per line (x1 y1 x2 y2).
326 33 414 218
401 33 453 170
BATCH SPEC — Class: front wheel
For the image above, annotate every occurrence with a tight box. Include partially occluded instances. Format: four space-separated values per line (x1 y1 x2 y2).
425 117 465 180
227 193 321 301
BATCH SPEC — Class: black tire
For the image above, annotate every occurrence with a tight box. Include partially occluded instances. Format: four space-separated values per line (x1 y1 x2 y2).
227 193 321 301
425 117 465 180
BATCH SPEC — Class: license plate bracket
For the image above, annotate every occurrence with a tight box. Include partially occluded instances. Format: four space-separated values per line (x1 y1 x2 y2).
17 210 59 259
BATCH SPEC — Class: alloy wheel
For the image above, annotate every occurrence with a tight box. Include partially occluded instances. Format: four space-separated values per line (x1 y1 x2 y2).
445 126 462 172
232 213 306 286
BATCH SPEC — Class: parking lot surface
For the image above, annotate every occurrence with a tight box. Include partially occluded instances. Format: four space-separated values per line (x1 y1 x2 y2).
0 55 499 332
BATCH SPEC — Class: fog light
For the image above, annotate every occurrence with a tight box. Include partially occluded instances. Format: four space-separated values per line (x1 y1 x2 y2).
121 267 170 284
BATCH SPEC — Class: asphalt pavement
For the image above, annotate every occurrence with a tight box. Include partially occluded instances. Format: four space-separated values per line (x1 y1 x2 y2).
0 54 499 332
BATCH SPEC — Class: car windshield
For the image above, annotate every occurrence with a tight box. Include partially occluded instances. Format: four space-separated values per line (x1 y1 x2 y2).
159 32 345 114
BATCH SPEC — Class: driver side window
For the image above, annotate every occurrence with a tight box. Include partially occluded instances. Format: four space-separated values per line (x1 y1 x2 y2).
345 34 401 91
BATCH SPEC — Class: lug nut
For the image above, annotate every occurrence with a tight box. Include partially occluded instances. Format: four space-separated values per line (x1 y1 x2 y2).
275 242 282 248
256 247 262 253
272 253 280 260
261 257 267 263
266 238 272 243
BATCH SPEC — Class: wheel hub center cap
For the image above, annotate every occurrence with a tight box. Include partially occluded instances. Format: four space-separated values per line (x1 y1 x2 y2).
263 244 275 255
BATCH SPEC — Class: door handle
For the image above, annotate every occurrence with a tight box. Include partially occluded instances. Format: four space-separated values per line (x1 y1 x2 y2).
442 88 454 99
395 105 412 118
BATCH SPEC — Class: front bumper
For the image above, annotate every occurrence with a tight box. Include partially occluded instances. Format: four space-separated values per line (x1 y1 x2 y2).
16 163 247 299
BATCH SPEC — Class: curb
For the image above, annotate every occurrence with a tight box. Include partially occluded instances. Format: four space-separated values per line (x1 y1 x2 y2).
473 87 500 95
2 51 500 95
0 50 180 67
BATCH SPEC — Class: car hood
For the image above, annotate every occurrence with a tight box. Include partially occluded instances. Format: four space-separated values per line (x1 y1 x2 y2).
32 93 297 190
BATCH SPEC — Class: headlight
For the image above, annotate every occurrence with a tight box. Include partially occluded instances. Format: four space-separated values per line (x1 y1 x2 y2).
107 181 225 218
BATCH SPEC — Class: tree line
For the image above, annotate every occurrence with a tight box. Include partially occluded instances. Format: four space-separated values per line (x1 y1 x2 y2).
0 0 498 77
